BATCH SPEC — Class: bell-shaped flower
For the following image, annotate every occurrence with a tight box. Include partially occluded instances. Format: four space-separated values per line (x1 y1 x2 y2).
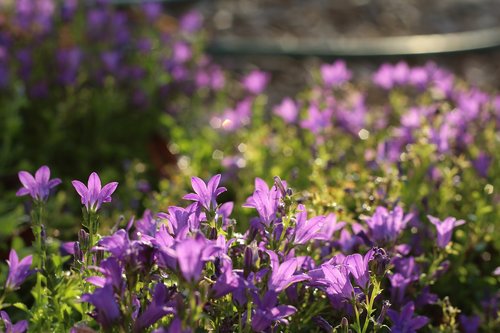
5 249 34 291
81 284 121 330
427 215 465 248
365 206 413 244
133 283 176 332
72 172 118 212
267 250 310 293
249 291 297 332
293 204 327 245
183 174 226 212
387 302 429 333
16 165 61 201
0 311 28 333
243 178 284 228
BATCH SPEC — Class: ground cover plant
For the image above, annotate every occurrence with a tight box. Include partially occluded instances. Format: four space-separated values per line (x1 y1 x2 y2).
0 1 499 333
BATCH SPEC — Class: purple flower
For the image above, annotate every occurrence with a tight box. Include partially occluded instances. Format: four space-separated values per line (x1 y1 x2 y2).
293 204 327 245
0 311 28 333
459 314 480 333
300 104 333 135
72 172 118 212
365 206 412 244
344 252 372 289
273 97 298 123
212 258 240 298
472 152 491 178
16 165 61 201
243 178 283 228
81 284 121 330
183 174 226 212
5 249 34 291
320 60 351 87
134 284 175 332
427 215 465 248
172 42 192 64
175 236 219 282
267 250 310 293
180 10 203 33
250 292 297 331
387 302 429 333
309 264 354 301
242 70 269 94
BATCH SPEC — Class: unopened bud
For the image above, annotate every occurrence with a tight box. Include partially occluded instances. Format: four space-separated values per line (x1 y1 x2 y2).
340 317 349 333
312 316 333 333
377 300 391 324
74 242 83 262
274 176 287 197
243 246 254 277
78 229 90 250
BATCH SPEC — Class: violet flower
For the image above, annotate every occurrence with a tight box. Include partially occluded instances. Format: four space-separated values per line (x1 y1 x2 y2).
81 284 121 330
365 206 413 244
243 178 285 228
344 252 372 289
293 204 327 245
273 97 298 124
459 314 480 333
242 70 269 95
175 236 219 282
250 292 297 332
320 60 352 87
427 215 465 248
387 302 429 333
72 172 118 212
267 250 310 293
134 284 175 332
5 249 34 291
183 174 226 212
0 311 28 333
16 165 61 201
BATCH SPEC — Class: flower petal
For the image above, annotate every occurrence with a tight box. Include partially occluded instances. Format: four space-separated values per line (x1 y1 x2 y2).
35 165 50 184
72 180 88 204
18 171 36 190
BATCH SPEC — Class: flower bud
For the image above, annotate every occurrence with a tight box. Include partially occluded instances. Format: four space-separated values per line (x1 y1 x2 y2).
312 316 333 333
78 229 90 251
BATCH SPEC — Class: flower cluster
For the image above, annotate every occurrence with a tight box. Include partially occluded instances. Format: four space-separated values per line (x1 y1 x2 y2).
3 167 490 332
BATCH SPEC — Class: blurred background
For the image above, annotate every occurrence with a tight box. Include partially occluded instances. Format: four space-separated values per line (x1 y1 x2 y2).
1 0 500 249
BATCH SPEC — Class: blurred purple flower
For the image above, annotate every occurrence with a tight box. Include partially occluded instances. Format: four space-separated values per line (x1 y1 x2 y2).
72 172 118 212
273 97 298 124
0 311 28 333
173 42 192 64
387 302 429 333
56 48 82 85
459 314 480 333
320 60 351 87
242 70 269 94
472 152 491 178
180 10 203 33
16 165 61 201
300 104 333 134
183 174 226 212
141 2 162 21
5 249 34 291
427 215 465 248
